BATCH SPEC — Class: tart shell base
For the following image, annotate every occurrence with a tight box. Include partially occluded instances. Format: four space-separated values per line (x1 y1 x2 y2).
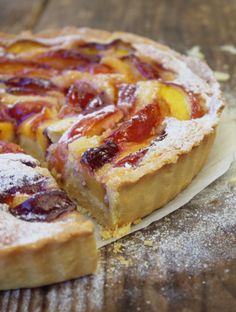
115 129 216 227
0 222 97 290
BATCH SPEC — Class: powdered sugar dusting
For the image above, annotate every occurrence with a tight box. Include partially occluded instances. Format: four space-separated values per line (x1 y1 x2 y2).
0 209 66 248
0 154 42 195
106 172 236 275
0 153 39 165
134 43 216 96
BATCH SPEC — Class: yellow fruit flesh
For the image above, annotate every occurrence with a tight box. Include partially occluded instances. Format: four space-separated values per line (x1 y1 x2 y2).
101 57 134 82
0 122 15 141
7 40 47 54
158 84 190 120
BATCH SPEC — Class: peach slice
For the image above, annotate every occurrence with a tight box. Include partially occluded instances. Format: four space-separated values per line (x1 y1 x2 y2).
101 57 134 82
0 122 15 141
6 39 48 54
158 83 191 120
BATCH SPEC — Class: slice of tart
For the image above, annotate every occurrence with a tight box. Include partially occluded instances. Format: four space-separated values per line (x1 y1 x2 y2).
0 27 224 232
0 141 97 290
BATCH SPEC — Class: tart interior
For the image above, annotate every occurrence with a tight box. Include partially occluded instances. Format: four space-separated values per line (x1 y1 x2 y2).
0 29 221 229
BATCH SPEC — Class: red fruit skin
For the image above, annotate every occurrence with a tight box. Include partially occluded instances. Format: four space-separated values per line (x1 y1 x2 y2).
107 103 162 145
0 141 24 154
59 81 109 117
117 84 137 114
5 77 56 95
80 102 163 171
81 140 119 171
9 101 49 125
0 105 13 122
9 190 76 222
34 49 101 70
47 143 69 181
189 92 205 119
115 149 148 168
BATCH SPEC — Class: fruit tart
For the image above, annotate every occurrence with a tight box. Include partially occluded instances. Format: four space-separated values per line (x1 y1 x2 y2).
0 27 224 232
0 141 97 290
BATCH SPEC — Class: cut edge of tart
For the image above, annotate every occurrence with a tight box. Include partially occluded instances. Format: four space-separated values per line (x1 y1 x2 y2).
0 142 97 290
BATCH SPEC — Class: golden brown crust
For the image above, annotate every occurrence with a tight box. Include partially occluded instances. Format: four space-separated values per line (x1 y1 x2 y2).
0 219 97 289
114 130 216 226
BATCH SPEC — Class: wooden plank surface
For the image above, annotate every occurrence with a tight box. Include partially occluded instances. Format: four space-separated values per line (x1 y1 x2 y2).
0 0 236 311
0 0 48 33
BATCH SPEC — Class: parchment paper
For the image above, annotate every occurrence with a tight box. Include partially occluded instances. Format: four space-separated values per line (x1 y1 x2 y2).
96 110 235 248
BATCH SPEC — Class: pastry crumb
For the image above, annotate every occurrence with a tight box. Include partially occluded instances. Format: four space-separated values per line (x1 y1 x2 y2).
144 240 153 247
100 223 131 240
220 44 236 55
107 266 115 273
186 46 205 60
113 242 123 254
228 176 236 185
214 71 230 82
116 256 130 266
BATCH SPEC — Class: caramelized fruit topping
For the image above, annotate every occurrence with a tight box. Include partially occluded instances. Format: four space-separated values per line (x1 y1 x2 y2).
0 180 46 205
189 92 205 119
131 56 161 80
0 105 13 122
6 39 50 54
9 101 50 125
81 102 163 171
63 105 122 142
115 149 148 167
5 77 56 95
0 141 24 154
114 130 167 168
117 84 137 114
78 39 133 53
87 63 114 74
0 58 52 75
122 55 164 80
107 102 162 145
47 143 69 180
60 81 109 117
81 140 119 170
30 107 52 133
9 190 76 222
34 49 101 70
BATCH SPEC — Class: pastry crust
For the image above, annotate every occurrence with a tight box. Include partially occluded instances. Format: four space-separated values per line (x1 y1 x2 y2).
0 151 97 290
0 210 97 290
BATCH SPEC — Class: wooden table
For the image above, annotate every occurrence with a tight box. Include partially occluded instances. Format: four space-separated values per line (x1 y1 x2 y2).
0 0 235 311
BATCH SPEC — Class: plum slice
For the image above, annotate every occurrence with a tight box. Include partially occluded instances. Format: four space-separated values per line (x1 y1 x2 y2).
34 49 101 70
5 77 56 95
81 140 119 171
107 102 162 145
117 84 137 114
9 190 76 222
9 101 51 125
0 141 24 154
81 102 163 171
